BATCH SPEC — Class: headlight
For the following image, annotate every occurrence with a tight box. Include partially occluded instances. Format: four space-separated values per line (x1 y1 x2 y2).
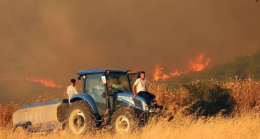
143 102 149 111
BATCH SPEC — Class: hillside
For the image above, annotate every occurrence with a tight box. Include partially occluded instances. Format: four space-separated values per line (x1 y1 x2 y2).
165 50 260 84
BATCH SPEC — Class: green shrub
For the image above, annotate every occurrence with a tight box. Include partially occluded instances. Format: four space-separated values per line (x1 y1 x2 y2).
182 79 235 117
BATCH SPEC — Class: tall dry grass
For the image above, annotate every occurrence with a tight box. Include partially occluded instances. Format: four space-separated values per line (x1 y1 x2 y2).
150 77 260 116
1 114 260 139
224 77 260 113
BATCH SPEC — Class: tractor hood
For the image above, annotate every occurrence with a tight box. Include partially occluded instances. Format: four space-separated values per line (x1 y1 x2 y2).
117 93 148 111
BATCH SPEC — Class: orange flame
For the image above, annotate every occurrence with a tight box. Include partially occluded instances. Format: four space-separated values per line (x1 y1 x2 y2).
153 65 164 81
170 70 189 77
153 53 210 81
153 65 172 81
189 53 210 71
25 77 64 88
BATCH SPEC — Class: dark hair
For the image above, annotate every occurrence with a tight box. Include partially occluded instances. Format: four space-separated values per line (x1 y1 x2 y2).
139 71 145 78
71 79 76 84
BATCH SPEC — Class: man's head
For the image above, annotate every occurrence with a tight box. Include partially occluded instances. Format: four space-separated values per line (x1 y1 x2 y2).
70 79 76 86
113 77 120 84
140 71 145 79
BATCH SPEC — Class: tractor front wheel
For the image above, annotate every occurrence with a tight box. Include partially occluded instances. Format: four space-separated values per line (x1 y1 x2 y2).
111 108 137 134
66 100 95 135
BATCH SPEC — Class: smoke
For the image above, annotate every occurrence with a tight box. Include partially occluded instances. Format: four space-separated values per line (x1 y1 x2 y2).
0 0 259 102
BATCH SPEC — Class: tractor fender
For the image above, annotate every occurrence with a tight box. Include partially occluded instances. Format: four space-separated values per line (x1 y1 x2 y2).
70 94 99 115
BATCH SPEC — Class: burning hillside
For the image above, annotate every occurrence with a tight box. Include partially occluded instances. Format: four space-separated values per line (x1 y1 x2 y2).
153 53 210 81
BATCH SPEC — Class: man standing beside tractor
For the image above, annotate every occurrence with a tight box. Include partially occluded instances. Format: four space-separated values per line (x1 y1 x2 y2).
67 79 79 102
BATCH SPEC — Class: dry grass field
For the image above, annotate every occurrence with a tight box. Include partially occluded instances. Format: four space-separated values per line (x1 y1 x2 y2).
1 77 260 139
1 114 260 139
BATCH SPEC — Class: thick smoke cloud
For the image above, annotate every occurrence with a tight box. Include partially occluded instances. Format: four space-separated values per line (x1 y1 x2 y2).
0 0 259 102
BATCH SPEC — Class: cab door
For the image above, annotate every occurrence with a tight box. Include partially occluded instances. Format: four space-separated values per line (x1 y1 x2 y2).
84 74 107 115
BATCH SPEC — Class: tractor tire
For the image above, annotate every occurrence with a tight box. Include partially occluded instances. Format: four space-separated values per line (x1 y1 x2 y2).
66 100 95 135
111 107 138 134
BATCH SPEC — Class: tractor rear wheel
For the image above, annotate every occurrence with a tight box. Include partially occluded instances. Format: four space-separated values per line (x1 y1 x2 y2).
111 107 137 134
66 100 95 135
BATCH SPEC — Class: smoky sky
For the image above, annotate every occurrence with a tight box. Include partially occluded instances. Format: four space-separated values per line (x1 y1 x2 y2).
0 0 259 103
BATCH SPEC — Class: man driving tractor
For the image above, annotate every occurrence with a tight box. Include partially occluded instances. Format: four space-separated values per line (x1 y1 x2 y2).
111 77 125 91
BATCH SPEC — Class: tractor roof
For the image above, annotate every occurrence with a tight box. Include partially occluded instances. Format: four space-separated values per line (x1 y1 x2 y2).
77 69 129 76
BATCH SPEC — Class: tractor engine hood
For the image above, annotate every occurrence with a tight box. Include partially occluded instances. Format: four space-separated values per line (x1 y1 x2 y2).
117 93 148 111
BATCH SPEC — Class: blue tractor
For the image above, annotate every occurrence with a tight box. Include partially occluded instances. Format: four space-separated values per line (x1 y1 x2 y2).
13 69 164 135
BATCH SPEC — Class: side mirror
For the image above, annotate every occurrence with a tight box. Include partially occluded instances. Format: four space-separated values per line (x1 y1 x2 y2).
101 76 107 84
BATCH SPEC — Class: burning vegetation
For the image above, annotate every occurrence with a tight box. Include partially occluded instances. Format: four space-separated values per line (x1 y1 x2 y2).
153 53 210 81
25 77 64 89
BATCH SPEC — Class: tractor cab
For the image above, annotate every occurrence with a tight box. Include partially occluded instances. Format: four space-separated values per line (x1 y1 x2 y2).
77 70 133 115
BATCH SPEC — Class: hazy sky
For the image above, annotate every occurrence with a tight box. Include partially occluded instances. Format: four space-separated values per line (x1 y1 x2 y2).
0 0 259 102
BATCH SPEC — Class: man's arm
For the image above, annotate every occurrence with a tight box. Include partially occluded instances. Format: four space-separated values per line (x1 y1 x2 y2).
133 79 139 97
132 84 137 95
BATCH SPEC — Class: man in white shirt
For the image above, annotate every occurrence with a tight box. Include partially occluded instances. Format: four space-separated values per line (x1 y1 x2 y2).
67 79 79 102
132 71 155 105
133 71 147 95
